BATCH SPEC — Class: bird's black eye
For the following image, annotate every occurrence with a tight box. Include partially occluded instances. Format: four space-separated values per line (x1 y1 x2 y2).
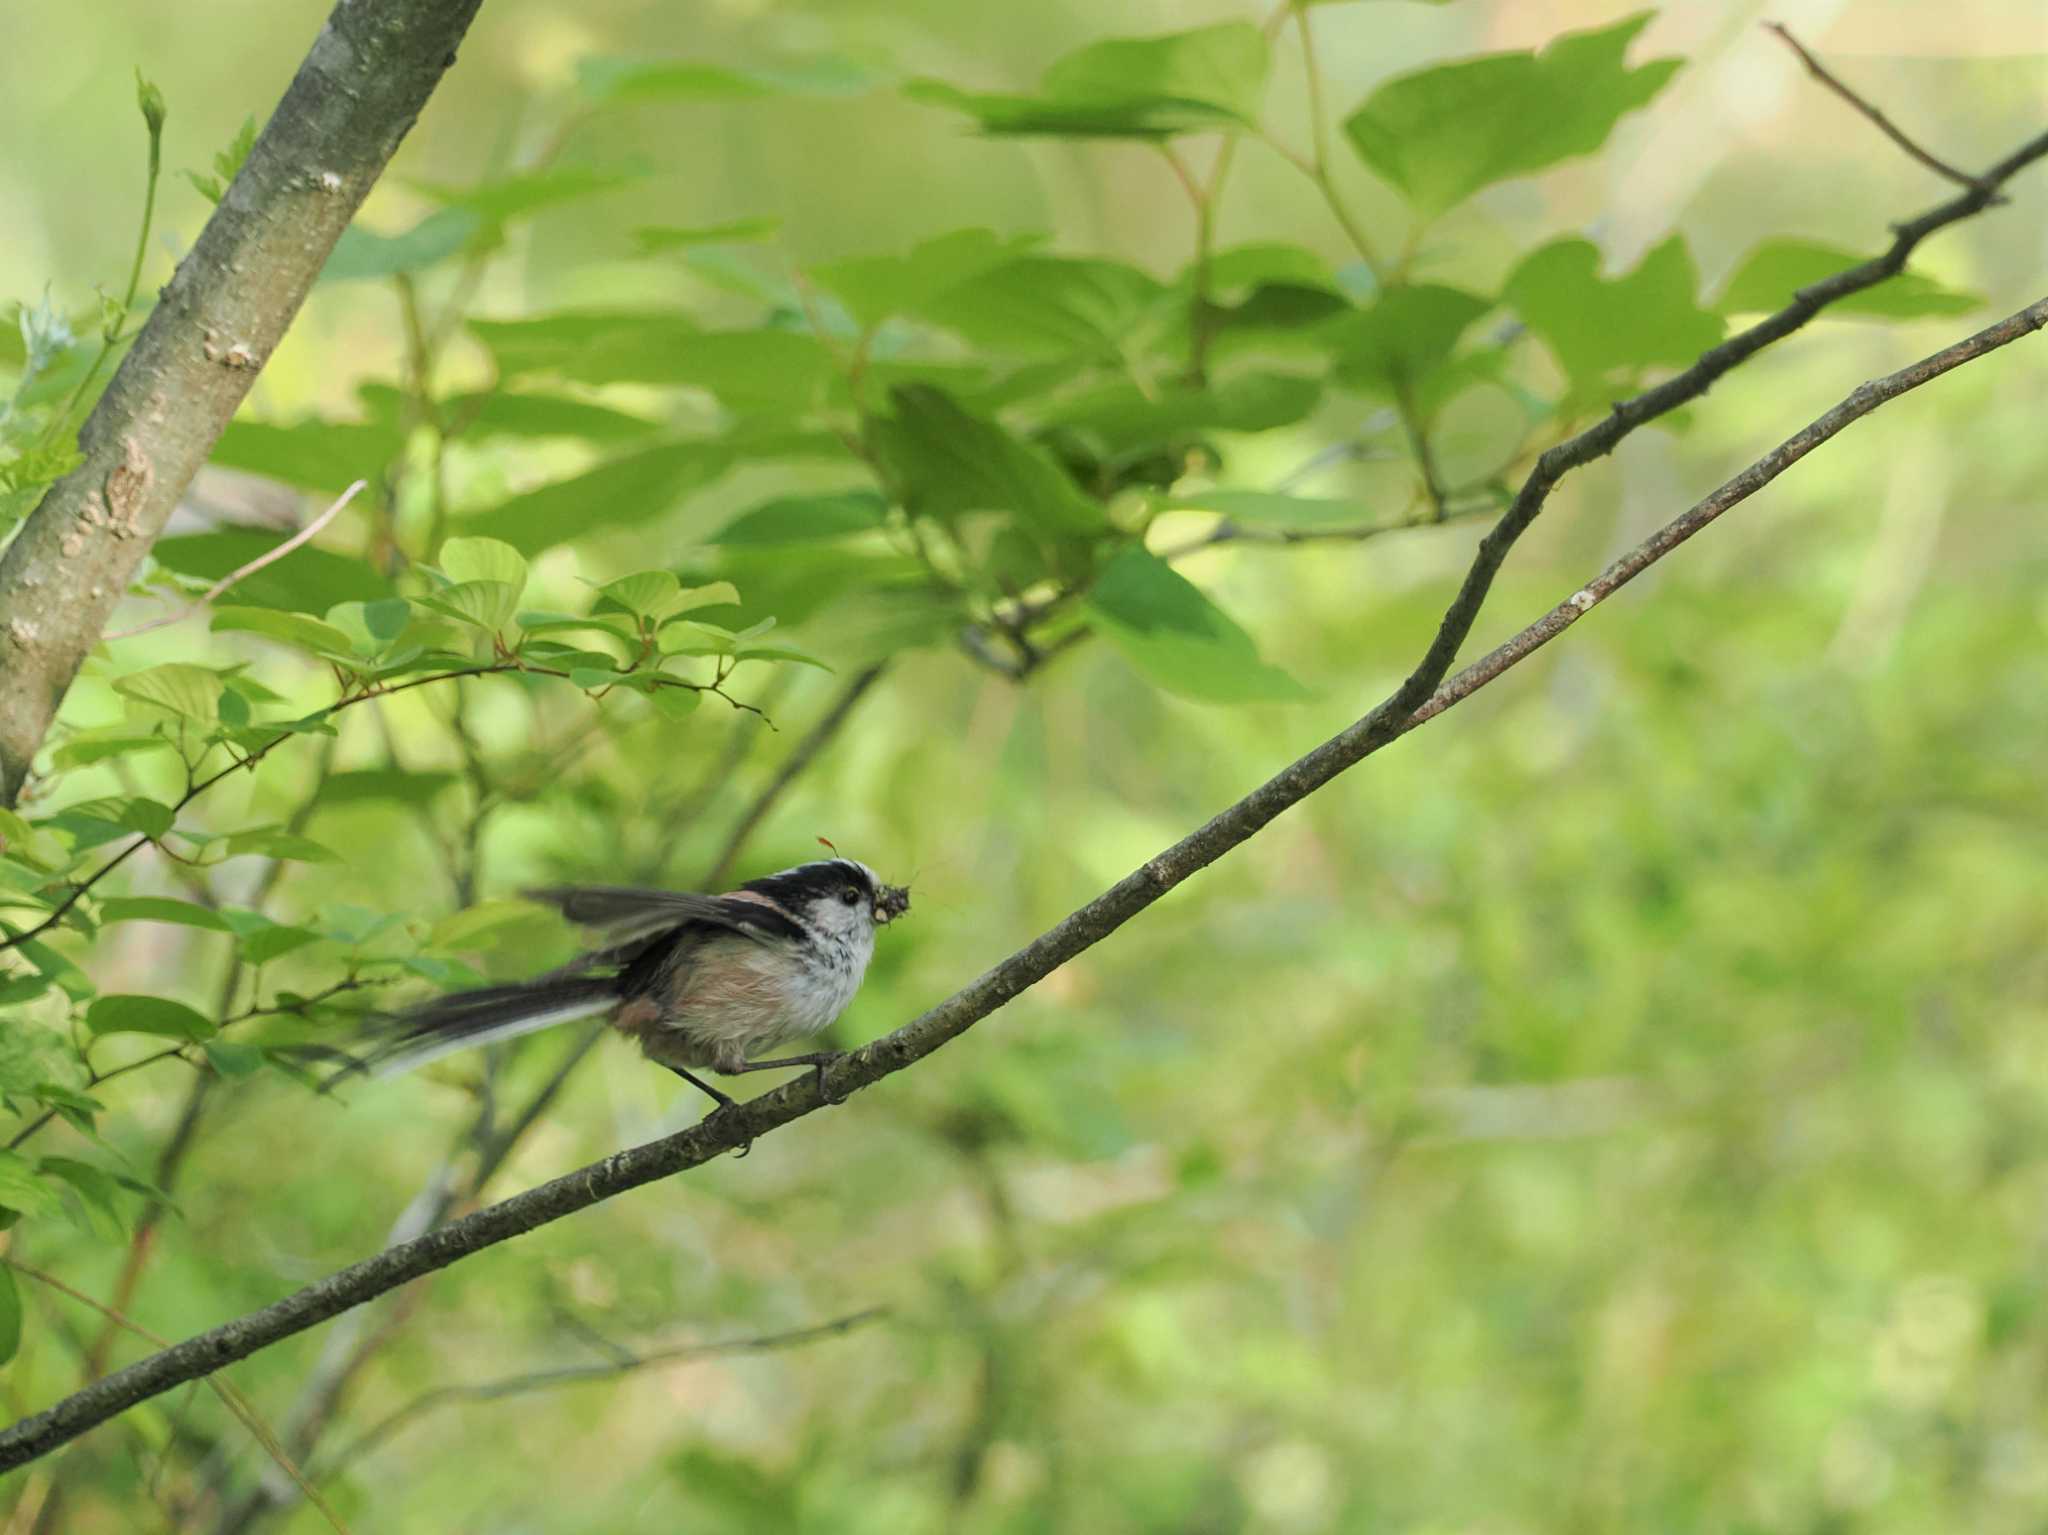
841 886 861 906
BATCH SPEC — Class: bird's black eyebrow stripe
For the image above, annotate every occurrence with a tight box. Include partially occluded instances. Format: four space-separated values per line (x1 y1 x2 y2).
740 859 873 909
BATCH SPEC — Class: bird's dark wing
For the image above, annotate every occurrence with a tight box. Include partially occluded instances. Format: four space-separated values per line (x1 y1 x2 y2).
524 884 805 946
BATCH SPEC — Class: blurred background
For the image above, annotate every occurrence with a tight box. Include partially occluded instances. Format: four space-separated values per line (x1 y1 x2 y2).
3 0 2046 1530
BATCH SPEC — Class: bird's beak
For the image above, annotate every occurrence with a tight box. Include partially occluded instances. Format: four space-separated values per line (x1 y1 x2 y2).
874 883 911 924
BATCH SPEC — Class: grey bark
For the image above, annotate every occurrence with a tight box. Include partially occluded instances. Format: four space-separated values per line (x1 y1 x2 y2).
0 0 487 805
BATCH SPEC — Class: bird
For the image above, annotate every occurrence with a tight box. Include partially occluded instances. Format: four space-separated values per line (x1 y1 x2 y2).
354 856 910 1111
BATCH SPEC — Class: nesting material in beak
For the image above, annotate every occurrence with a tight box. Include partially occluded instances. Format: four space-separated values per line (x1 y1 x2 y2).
875 883 911 924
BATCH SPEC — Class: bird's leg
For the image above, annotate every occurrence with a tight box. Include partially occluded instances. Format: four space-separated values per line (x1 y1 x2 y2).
724 1050 849 1106
665 1065 752 1156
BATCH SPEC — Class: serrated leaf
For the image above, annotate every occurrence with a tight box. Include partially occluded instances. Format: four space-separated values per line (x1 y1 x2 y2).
461 440 735 556
322 207 488 284
1343 13 1680 217
711 490 888 545
96 897 233 931
1326 284 1491 403
438 536 528 591
1714 238 1984 320
871 385 1105 536
908 23 1269 139
112 664 222 725
1086 547 1307 704
86 994 216 1042
1504 235 1723 390
211 606 358 658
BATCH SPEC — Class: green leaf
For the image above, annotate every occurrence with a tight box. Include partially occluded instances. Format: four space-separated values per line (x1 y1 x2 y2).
1086 547 1307 704
112 664 222 725
1503 235 1723 391
1714 238 1984 320
908 23 1270 139
322 207 488 283
596 573 739 624
647 686 703 722
815 230 1039 329
871 385 1106 536
48 733 176 771
96 897 232 931
468 312 703 380
86 994 216 1042
711 490 888 545
918 256 1167 361
417 580 521 632
1326 284 1491 403
355 385 659 443
633 218 783 254
183 115 256 204
438 536 528 592
413 167 638 224
153 528 394 612
0 1265 19 1365
237 921 322 965
39 1157 126 1239
1342 13 1681 217
214 415 405 493
211 606 358 658
220 829 341 864
202 1040 266 1078
576 52 873 106
462 440 735 556
1038 373 1322 459
0 1151 61 1220
318 769 458 808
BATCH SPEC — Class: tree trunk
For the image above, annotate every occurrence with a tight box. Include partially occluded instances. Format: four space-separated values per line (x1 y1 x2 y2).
0 0 487 805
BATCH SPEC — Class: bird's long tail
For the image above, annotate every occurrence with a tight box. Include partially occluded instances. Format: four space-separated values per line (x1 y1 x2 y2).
353 974 621 1079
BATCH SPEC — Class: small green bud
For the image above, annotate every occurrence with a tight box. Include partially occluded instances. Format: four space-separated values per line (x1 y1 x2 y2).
135 70 166 138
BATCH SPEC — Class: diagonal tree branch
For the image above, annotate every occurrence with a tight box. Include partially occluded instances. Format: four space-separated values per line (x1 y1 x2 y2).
1 290 2040 1474
0 0 487 807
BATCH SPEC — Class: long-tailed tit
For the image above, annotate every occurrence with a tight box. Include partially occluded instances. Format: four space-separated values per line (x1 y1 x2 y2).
361 857 910 1109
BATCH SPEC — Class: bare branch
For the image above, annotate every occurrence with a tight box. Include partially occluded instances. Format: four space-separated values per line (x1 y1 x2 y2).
317 1308 886 1478
105 480 366 640
1765 23 1986 190
0 0 486 806
2 287 2039 1473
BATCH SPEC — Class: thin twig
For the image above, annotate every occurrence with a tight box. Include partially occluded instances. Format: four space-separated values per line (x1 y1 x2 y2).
106 481 367 640
317 1307 886 1476
1764 23 1985 190
705 663 889 887
3 289 2039 1473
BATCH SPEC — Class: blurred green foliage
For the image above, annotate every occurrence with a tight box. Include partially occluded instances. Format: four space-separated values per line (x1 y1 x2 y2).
0 1 2044 1531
